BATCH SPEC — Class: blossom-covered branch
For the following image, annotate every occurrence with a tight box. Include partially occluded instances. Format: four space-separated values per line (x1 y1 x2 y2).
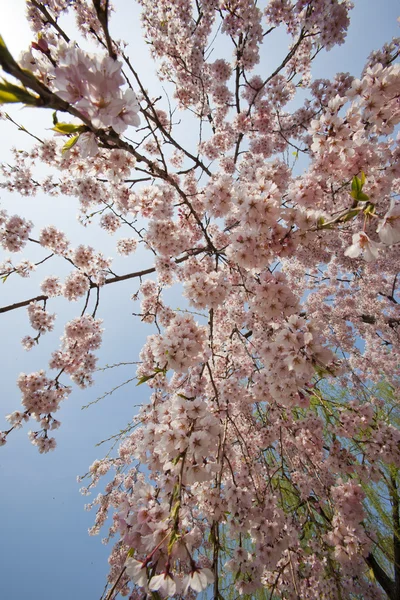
1 0 400 598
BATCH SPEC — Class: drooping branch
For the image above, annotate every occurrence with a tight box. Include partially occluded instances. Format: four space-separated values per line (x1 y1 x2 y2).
0 247 208 314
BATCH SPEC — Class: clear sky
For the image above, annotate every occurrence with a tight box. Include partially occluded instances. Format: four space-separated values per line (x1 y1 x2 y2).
0 1 399 599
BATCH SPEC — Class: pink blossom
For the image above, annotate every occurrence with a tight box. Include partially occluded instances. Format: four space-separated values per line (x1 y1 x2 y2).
183 568 214 593
344 232 381 262
125 558 148 588
76 132 99 158
377 199 400 245
149 573 177 596
117 238 138 256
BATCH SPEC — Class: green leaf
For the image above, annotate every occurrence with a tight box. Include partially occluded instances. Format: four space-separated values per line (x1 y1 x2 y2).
357 191 369 202
350 190 369 202
341 208 362 223
0 80 38 105
52 111 58 126
52 122 85 135
0 88 20 103
168 530 178 553
318 220 334 230
136 373 154 386
351 175 362 195
171 500 180 520
0 34 17 65
369 567 376 583
350 172 368 201
136 368 165 386
61 135 79 154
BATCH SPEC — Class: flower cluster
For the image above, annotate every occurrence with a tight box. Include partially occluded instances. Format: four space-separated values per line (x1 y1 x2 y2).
52 45 141 134
140 314 207 373
26 301 56 334
49 315 103 387
0 211 33 252
17 369 70 429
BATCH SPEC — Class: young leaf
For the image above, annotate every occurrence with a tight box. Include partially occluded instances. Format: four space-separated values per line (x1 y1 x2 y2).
136 373 154 386
136 367 166 386
52 122 85 135
357 191 370 202
0 80 38 105
61 135 79 154
341 208 362 223
0 34 17 66
0 87 20 104
351 175 362 195
364 203 376 215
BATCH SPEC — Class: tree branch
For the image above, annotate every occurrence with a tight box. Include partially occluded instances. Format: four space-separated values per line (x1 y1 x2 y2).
390 474 400 599
365 553 396 600
0 248 208 314
30 0 70 43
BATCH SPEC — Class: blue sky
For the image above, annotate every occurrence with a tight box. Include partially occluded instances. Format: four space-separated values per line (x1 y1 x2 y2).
0 1 399 599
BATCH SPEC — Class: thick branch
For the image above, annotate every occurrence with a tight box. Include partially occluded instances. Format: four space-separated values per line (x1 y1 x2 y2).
390 475 400 599
365 553 396 600
360 314 399 329
0 294 49 314
92 0 117 60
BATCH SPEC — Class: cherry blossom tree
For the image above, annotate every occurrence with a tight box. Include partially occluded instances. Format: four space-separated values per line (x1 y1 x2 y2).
1 0 400 598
